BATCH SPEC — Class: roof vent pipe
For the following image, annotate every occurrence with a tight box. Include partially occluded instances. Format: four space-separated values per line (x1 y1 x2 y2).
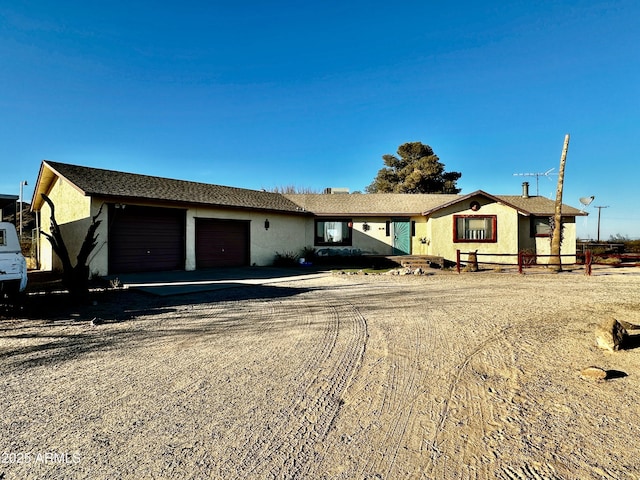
522 182 530 198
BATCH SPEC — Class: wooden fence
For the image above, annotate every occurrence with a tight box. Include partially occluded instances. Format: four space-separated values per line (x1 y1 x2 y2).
455 250 640 275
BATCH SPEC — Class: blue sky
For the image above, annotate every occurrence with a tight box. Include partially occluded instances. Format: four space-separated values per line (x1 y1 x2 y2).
1 1 638 239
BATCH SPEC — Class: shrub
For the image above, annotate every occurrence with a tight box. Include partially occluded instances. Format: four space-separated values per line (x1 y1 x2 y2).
273 251 300 267
300 246 316 262
594 256 622 265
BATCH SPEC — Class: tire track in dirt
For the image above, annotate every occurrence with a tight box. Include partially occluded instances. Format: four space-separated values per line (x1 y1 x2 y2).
5 273 640 479
356 319 425 479
402 286 548 479
421 299 612 480
90 298 281 412
420 316 569 480
99 294 343 478
217 290 368 479
313 282 436 479
425 323 514 467
5 295 293 478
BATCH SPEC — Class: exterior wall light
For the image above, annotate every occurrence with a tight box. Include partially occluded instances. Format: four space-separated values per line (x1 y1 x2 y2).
264 219 270 230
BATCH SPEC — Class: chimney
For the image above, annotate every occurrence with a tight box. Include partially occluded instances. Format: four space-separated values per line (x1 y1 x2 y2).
522 182 530 198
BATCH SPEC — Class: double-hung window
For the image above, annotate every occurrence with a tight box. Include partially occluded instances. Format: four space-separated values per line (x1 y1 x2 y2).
454 215 497 242
315 219 353 246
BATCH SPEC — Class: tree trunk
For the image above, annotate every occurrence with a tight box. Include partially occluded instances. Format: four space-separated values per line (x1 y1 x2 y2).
549 134 570 272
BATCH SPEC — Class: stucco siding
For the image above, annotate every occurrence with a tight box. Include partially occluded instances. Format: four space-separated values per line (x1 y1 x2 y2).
310 216 426 257
40 187 310 276
352 217 393 256
411 218 430 255
533 218 577 264
427 198 520 262
39 178 92 272
186 208 308 269
88 199 110 277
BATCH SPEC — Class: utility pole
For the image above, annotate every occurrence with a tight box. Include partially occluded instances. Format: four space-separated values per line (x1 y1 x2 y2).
594 205 609 242
19 180 28 239
549 134 570 272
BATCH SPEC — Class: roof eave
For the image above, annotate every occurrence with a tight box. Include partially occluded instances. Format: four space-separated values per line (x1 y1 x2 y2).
420 190 523 216
312 212 422 217
79 193 312 216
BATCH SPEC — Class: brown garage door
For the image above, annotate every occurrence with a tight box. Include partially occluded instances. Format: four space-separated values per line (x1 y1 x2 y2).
196 218 249 268
109 205 186 274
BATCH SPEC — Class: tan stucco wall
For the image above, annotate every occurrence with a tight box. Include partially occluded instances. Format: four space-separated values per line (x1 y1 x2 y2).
186 208 309 270
308 216 427 257
427 197 520 263
426 197 579 265
38 183 311 276
532 217 577 264
38 178 93 273
350 217 393 255
87 199 110 277
411 217 430 255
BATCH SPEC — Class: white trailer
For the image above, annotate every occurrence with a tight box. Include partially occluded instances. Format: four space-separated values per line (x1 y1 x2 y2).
0 222 27 300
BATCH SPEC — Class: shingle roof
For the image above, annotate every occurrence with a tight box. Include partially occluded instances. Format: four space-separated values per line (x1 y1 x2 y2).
495 195 585 216
35 161 308 214
283 193 461 216
285 192 586 217
33 161 586 218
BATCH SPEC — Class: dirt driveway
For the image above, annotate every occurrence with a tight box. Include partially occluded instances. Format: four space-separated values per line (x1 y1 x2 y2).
2 269 640 479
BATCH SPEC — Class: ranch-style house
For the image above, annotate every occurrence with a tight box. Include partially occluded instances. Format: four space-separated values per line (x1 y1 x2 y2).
31 161 586 276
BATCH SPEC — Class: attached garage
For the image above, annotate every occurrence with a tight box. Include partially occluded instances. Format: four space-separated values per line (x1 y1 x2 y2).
195 218 250 268
32 161 315 276
108 205 186 274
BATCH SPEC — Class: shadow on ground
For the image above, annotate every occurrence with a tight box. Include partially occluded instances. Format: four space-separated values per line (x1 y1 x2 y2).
0 281 322 370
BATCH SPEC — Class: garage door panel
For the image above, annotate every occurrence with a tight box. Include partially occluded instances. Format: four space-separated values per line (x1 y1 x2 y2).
109 205 185 274
196 218 249 268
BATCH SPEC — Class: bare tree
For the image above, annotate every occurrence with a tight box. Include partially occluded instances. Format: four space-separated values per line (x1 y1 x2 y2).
40 194 103 300
266 185 322 194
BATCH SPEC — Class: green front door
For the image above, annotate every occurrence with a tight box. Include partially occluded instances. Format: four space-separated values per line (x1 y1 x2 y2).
392 220 411 255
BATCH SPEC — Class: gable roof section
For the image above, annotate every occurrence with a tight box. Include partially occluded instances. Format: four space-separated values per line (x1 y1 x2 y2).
495 195 586 216
32 161 308 214
284 193 460 216
421 190 586 217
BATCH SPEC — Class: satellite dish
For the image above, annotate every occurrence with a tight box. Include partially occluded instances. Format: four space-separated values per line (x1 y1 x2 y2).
579 196 595 207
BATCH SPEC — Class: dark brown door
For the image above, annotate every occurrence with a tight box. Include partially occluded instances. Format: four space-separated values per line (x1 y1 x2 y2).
196 218 249 268
109 205 185 274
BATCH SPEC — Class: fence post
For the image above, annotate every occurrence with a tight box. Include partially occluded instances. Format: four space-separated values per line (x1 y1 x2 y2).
518 251 523 274
456 249 461 274
585 250 592 276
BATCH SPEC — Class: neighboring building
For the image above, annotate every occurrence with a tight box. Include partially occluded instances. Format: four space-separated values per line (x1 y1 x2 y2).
0 194 18 222
31 161 586 276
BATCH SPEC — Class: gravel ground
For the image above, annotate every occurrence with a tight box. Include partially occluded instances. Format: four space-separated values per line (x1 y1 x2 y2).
1 267 640 479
